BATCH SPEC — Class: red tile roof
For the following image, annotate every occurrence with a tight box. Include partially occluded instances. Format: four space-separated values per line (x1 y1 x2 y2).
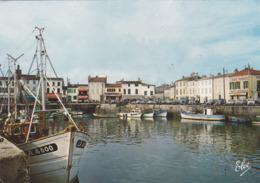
230 68 260 77
88 77 107 82
106 83 122 87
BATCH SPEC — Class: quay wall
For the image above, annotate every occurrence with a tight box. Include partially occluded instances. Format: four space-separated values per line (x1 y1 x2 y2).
95 104 260 118
0 136 30 183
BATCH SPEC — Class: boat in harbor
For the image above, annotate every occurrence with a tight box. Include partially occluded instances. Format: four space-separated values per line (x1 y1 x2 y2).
154 108 168 117
118 108 142 118
93 113 118 118
0 27 89 183
228 116 251 124
180 108 226 121
142 109 154 118
252 115 260 124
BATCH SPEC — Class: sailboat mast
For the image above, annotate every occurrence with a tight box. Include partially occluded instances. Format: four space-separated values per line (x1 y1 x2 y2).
8 57 11 115
36 27 46 129
7 53 24 120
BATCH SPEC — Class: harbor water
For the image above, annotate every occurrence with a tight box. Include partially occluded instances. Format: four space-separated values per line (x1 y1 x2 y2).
51 117 260 183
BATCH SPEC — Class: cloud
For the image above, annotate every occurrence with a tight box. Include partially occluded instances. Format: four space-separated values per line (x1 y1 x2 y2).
0 1 260 86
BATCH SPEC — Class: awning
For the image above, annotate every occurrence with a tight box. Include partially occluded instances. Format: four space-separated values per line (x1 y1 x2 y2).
230 93 247 96
78 96 88 99
46 93 62 98
78 89 88 92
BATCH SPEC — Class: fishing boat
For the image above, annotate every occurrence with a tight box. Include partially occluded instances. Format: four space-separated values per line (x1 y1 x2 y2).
180 108 226 121
142 109 154 118
228 116 251 124
1 27 89 183
154 108 168 117
252 116 260 124
93 113 118 118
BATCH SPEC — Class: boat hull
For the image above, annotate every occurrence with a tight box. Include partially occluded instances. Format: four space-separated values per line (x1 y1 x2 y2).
180 111 226 121
142 112 154 118
18 130 89 183
228 116 251 124
154 110 168 117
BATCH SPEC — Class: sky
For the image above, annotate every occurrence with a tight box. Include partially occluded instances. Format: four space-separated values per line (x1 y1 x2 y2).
0 1 260 86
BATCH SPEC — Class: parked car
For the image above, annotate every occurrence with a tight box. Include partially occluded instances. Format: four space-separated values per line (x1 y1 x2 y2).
172 99 179 105
215 99 225 105
226 99 235 105
188 99 196 105
119 99 129 105
206 99 217 105
165 99 173 104
235 99 247 106
247 98 255 106
255 98 260 106
180 96 188 105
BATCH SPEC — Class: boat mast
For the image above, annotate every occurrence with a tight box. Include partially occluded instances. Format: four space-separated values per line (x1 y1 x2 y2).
35 27 46 129
8 57 11 115
7 53 24 120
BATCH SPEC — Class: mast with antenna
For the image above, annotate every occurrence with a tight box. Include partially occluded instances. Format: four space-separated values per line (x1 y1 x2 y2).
7 53 24 120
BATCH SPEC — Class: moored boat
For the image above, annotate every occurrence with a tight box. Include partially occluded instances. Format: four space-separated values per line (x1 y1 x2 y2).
154 108 168 117
228 116 251 124
118 108 142 118
0 27 89 183
180 108 226 121
252 115 260 124
93 113 118 118
142 109 154 118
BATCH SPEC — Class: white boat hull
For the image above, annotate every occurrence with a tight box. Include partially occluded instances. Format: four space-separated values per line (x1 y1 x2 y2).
143 112 154 118
18 130 89 183
180 111 226 121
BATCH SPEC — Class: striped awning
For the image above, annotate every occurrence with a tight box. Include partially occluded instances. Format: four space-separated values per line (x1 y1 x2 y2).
46 93 62 98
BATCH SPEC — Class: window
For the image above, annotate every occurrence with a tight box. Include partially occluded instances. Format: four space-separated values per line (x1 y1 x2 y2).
124 89 126 94
74 89 76 93
144 91 147 95
47 88 50 93
53 82 55 86
128 84 130 87
58 82 60 86
235 82 240 89
58 88 60 93
180 90 182 95
150 91 153 96
135 84 138 87
135 89 138 94
230 82 234 90
183 89 185 95
243 81 248 89
176 89 178 95
0 81 2 86
33 80 36 84
257 81 260 91
148 86 150 89
128 89 131 94
73 96 77 100
27 80 29 84
119 89 121 92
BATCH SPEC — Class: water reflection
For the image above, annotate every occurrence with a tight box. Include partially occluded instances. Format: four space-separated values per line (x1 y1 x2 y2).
48 116 260 182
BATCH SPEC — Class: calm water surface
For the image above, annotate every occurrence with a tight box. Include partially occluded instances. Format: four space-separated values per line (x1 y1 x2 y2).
74 117 260 183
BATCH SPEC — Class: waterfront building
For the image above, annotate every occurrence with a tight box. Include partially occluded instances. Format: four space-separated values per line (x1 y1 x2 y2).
78 84 89 103
197 76 213 103
175 73 200 100
104 83 122 101
212 72 230 101
117 78 155 100
164 84 175 100
175 76 188 100
155 84 171 100
88 76 107 102
229 66 260 100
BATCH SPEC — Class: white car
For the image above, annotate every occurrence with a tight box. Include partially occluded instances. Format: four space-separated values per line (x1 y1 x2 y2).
247 98 255 106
